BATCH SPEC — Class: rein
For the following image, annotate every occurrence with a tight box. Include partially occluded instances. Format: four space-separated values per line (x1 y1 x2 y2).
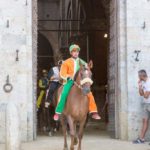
73 80 83 89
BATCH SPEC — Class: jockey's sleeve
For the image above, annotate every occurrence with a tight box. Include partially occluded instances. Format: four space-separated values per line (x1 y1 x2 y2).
79 58 87 66
60 62 69 81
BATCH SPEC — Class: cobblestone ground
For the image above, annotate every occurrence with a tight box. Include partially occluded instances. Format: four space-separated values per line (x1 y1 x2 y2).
0 124 150 150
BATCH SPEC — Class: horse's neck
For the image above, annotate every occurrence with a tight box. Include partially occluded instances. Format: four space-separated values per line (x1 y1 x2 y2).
75 73 81 85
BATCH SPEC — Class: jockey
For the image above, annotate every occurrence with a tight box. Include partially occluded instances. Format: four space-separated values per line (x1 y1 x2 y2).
45 60 63 108
53 44 101 120
37 69 49 109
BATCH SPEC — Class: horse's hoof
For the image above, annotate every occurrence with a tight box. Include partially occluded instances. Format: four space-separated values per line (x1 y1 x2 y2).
54 128 57 132
63 147 68 150
74 137 78 145
48 131 53 137
46 127 50 132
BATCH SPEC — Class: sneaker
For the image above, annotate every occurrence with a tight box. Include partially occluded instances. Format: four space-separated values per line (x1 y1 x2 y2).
53 114 59 121
133 138 145 144
91 113 101 120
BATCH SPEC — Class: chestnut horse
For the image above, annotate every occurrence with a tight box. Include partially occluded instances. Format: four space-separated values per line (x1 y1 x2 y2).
57 61 93 150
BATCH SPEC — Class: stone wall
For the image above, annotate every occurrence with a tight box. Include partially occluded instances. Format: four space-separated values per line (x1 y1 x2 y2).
117 0 150 140
0 0 35 142
126 0 150 140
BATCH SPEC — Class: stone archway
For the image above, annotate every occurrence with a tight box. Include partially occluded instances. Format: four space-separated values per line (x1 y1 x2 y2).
39 31 61 61
33 0 128 140
38 32 54 74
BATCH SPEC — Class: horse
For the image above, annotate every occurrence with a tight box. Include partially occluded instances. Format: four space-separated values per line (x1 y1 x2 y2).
44 84 61 136
57 61 93 150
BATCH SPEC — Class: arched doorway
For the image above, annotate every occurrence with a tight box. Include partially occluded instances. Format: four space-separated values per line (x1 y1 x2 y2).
36 0 120 139
37 32 55 133
37 32 54 78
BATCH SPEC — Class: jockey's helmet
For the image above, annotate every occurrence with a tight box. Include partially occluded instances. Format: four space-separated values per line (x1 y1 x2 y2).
69 44 80 52
42 69 48 74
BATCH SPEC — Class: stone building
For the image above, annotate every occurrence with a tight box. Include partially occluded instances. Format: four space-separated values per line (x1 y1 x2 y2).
0 0 150 142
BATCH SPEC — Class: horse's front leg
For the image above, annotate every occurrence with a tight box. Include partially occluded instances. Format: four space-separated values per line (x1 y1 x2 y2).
44 107 50 131
61 116 68 150
67 116 75 150
78 118 86 150
74 123 78 145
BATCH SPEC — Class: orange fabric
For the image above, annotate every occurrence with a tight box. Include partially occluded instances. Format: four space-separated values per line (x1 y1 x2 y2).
60 58 75 81
87 92 98 113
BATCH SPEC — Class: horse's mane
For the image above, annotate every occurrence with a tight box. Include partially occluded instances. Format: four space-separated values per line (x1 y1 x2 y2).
74 65 89 81
74 70 80 81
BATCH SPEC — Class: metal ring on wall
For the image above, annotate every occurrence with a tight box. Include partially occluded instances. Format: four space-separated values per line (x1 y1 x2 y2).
3 83 13 93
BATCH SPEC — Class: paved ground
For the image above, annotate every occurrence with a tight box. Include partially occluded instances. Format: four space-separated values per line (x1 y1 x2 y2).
23 132 150 150
0 133 149 150
0 124 150 150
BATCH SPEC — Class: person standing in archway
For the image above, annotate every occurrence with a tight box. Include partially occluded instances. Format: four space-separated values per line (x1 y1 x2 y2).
133 70 150 144
37 70 49 109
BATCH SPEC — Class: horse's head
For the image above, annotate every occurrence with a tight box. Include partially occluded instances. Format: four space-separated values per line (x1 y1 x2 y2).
78 60 93 95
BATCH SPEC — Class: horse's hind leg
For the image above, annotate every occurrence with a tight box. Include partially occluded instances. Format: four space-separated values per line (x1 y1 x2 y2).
61 116 68 150
78 119 86 150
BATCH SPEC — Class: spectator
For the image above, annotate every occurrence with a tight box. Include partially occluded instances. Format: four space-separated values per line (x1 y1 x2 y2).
133 70 150 144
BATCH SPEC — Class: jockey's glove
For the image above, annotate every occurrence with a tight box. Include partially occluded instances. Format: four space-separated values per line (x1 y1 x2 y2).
67 77 73 81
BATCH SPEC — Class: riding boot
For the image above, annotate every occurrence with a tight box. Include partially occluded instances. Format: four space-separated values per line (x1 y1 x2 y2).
91 113 101 120
54 114 60 121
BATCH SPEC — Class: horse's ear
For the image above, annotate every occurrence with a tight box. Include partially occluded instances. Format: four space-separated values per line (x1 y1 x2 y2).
88 60 93 69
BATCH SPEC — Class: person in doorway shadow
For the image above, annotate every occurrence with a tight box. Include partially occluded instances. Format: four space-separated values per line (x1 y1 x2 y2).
37 69 49 110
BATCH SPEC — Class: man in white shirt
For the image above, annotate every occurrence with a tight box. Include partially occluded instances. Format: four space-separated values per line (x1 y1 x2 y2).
133 70 150 144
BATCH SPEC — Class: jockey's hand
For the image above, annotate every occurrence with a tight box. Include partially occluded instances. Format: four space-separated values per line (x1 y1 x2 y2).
67 77 73 81
45 102 50 108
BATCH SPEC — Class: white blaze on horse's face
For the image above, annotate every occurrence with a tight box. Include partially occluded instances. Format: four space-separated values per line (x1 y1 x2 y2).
80 66 93 95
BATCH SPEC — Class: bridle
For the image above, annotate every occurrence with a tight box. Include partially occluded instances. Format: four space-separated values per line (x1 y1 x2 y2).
73 80 83 89
72 68 93 90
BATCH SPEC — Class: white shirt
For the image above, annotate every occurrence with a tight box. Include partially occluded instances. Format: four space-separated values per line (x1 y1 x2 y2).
142 78 150 103
53 66 60 82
